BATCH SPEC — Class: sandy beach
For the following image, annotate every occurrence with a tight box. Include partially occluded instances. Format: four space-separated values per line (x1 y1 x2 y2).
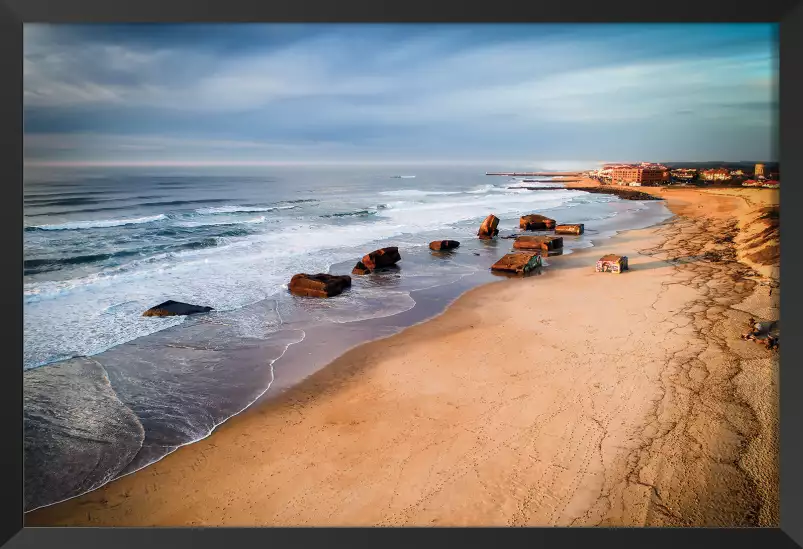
26 182 780 527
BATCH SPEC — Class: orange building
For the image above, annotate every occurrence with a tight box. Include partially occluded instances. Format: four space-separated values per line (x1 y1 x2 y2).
610 166 664 186
671 169 698 181
700 168 731 182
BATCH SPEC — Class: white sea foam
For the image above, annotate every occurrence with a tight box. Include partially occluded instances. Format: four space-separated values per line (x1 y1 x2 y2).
376 189 582 230
27 214 167 231
507 181 565 189
195 205 274 214
379 189 463 197
465 184 506 194
176 216 267 228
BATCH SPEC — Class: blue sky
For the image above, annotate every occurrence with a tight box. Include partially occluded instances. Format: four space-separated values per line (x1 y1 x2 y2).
23 24 778 166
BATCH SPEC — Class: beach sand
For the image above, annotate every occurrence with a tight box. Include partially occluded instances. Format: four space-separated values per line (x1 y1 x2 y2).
26 183 780 527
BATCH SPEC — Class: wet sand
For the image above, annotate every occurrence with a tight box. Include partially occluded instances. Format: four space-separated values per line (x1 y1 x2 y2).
26 184 779 527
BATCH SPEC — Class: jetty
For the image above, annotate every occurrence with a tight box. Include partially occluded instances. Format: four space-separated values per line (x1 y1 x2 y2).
486 172 583 177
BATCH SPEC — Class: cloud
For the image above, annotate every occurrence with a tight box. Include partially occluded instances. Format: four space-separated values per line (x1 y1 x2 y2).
23 133 370 161
23 24 778 162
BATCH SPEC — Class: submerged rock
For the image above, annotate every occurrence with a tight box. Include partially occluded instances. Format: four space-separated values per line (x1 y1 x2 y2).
429 240 460 251
478 215 500 239
555 223 585 235
520 214 556 230
352 247 402 274
513 235 564 251
595 254 629 273
491 252 543 275
288 273 352 298
142 300 214 317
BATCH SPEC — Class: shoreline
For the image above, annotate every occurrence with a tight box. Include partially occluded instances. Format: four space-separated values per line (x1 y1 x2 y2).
249 198 670 409
26 183 779 526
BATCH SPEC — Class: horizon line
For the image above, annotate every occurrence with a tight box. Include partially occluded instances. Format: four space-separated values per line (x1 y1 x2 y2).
23 159 777 169
23 159 602 169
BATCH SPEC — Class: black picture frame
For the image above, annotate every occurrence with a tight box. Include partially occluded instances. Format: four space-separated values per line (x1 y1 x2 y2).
3 1 800 547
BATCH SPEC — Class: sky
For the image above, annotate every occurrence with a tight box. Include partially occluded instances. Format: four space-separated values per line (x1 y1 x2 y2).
23 23 779 167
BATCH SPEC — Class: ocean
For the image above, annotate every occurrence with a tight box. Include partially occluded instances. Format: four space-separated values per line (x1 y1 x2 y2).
23 164 672 511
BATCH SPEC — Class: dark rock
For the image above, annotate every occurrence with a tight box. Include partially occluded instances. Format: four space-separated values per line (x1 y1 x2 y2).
555 223 584 235
595 254 629 273
352 246 401 274
513 235 563 251
143 300 213 317
478 214 500 239
491 252 542 275
430 240 460 251
352 261 371 275
352 247 402 275
520 214 556 230
288 273 352 298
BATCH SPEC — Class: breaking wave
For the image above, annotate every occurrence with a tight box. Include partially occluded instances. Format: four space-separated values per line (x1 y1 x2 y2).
380 189 463 197
321 210 377 218
25 214 167 231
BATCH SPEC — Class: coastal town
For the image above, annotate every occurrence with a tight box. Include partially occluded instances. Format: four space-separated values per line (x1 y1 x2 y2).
585 161 780 189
